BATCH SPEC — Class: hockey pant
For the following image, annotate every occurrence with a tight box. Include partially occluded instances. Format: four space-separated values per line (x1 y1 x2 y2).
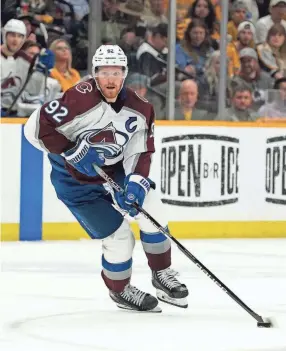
55 180 171 292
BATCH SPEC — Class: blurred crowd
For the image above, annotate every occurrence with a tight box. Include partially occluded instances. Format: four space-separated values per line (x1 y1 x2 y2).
1 0 286 120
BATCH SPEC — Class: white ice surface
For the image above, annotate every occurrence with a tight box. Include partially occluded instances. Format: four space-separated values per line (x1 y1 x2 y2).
0 239 286 351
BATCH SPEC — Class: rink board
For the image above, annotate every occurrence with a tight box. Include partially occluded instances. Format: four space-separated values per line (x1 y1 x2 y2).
1 119 286 241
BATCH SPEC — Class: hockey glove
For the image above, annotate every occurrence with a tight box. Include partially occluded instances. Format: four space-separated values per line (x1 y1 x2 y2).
36 49 55 74
1 109 8 117
115 174 150 217
64 139 105 177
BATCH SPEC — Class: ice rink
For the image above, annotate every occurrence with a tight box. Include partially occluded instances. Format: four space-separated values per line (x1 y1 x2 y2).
1 238 286 351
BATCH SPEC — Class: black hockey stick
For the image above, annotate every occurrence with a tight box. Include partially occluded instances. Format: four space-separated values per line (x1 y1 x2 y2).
39 23 49 102
93 163 275 328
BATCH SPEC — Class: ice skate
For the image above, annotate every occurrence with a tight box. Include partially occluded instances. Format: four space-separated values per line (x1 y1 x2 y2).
109 284 162 313
152 267 189 308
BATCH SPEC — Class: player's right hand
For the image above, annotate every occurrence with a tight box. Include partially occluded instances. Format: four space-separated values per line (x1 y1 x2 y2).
64 139 105 177
114 174 151 217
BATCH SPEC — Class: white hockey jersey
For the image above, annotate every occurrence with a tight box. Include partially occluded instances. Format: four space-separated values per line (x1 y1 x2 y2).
1 48 61 115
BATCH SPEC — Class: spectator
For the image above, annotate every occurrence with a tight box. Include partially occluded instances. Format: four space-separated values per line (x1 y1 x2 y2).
216 84 257 121
231 48 274 110
197 50 231 113
176 0 220 42
257 77 286 117
173 79 210 120
257 23 286 78
186 0 218 40
234 21 256 52
21 40 41 59
256 0 286 44
228 1 249 41
136 23 168 82
49 38 81 92
175 19 214 81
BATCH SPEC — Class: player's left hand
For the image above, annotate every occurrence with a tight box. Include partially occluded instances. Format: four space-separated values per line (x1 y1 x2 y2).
115 174 150 217
36 49 55 73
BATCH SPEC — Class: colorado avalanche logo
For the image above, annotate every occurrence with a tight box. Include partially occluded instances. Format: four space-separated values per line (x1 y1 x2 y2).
79 123 129 166
1 76 22 104
2 77 17 89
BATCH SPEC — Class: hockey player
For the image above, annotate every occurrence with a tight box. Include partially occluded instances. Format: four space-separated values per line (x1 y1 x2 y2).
1 19 59 116
24 45 189 312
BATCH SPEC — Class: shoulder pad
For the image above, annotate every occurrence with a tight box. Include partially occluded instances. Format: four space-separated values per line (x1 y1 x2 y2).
74 80 93 94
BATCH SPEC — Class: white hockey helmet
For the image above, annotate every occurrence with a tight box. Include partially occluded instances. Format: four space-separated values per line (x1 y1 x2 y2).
3 19 27 39
92 45 128 78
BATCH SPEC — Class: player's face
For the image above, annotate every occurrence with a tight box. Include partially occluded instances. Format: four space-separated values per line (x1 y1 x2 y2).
96 66 125 100
6 32 25 53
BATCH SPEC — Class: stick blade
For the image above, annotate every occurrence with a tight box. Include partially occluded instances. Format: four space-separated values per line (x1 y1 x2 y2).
257 317 278 328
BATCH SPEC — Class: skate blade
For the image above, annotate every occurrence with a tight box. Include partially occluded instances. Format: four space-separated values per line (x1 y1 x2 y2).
156 290 188 309
116 303 162 313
